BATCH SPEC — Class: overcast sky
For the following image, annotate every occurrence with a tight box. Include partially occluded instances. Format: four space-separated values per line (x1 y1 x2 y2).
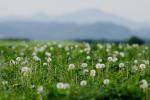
0 0 150 23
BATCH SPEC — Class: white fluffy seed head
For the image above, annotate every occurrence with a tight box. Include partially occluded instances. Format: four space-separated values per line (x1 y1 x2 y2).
86 56 91 60
107 57 113 62
1 81 8 85
134 60 138 64
45 52 51 57
96 63 105 69
68 64 75 70
98 59 103 63
112 57 118 62
120 52 125 57
119 63 125 68
81 63 88 68
21 67 31 76
16 57 22 62
90 70 96 77
139 64 146 70
80 80 87 86
33 55 41 61
63 83 70 89
56 82 70 89
103 79 110 85
43 62 48 66
57 82 64 89
37 86 44 94
10 60 16 65
140 79 148 89
144 60 149 65
47 57 52 63
83 69 89 73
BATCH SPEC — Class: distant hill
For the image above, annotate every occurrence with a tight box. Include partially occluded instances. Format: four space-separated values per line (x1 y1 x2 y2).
0 9 149 29
0 9 149 40
0 21 133 40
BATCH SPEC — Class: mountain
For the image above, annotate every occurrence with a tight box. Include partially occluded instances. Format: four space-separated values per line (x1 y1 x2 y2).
0 9 149 40
0 9 149 29
0 21 133 40
135 28 150 40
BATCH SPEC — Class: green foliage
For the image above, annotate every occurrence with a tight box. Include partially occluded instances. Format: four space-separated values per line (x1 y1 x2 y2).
127 36 145 45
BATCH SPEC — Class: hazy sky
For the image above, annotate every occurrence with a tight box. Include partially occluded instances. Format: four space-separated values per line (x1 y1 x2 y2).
0 0 150 23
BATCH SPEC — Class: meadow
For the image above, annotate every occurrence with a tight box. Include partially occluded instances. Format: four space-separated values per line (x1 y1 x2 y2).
0 41 150 100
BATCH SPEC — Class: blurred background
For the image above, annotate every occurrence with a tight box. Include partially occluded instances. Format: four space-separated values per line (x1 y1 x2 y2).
0 0 150 43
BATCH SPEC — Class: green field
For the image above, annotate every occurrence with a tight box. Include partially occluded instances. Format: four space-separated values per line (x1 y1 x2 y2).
0 41 150 100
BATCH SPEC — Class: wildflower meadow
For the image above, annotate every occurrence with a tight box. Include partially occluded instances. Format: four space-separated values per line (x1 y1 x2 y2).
0 41 150 100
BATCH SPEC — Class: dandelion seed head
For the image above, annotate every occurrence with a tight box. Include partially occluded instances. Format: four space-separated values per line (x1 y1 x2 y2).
90 70 96 77
81 63 88 68
86 56 91 60
140 79 148 89
119 63 125 68
139 64 146 70
21 67 31 76
83 69 89 73
1 80 8 85
68 64 75 70
56 82 70 89
33 55 41 61
103 79 110 85
107 57 113 62
45 52 51 57
47 57 52 63
37 86 44 94
96 63 105 69
80 80 87 86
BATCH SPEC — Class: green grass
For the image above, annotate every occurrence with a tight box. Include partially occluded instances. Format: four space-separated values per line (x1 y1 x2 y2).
0 41 150 100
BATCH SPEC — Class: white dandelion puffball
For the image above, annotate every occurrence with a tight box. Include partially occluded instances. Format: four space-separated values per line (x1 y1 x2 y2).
140 79 148 89
83 69 89 73
103 79 110 85
96 63 105 69
112 57 118 62
139 64 146 70
10 59 16 65
80 80 87 86
120 52 125 57
37 86 44 94
57 82 64 89
119 63 125 68
68 64 75 70
43 62 48 66
114 51 119 55
1 81 8 85
47 57 52 63
31 85 35 89
63 83 70 89
134 60 138 64
90 70 96 77
132 66 138 72
56 82 70 89
86 56 91 60
33 55 41 61
45 52 51 57
98 59 103 63
81 63 88 68
107 57 113 62
21 67 31 76
144 60 149 65
58 44 63 48
16 57 22 62
97 44 103 49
